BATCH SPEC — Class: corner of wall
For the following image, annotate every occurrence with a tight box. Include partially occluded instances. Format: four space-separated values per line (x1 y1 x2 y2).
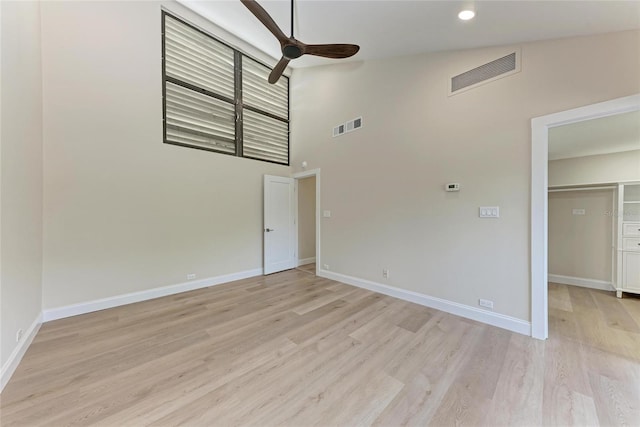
0 0 45 391
318 269 532 337
0 313 42 392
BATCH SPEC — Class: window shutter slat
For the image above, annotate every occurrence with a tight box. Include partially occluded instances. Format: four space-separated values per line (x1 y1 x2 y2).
164 15 234 99
243 109 288 164
242 57 288 118
162 13 289 165
165 82 236 153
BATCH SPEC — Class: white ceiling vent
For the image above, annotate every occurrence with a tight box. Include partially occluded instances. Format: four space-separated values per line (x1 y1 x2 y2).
449 51 520 96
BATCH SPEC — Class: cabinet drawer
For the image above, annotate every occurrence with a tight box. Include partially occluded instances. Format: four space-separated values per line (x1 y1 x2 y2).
623 223 640 236
623 238 640 251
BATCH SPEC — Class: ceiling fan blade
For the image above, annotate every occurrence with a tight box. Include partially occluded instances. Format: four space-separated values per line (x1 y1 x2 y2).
269 57 290 84
240 0 288 43
302 44 360 59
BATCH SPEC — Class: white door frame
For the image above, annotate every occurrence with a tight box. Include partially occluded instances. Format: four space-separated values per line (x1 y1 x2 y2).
293 169 321 276
530 93 640 340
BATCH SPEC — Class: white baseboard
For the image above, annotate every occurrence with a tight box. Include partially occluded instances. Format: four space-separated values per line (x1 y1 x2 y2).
548 274 614 291
318 270 531 336
1 312 42 392
297 257 316 267
42 268 263 322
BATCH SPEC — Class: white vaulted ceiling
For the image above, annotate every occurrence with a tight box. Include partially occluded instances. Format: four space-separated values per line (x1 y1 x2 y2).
549 110 640 160
179 0 640 67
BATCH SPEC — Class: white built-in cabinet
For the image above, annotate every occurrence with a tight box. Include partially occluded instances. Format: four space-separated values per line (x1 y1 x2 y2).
616 182 640 298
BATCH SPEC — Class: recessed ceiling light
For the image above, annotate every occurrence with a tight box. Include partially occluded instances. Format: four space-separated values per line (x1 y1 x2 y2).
458 10 475 21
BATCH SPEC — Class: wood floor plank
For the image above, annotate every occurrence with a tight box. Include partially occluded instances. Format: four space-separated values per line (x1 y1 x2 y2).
543 335 593 398
94 336 299 426
150 332 359 425
1 331 211 424
567 283 599 311
313 370 404 427
590 289 640 333
285 293 389 345
589 372 640 427
1 276 639 427
483 333 545 426
549 306 582 342
295 262 316 275
426 326 512 426
291 286 360 315
549 281 573 312
395 303 435 333
269 325 411 426
374 318 481 426
574 306 640 362
619 293 640 325
348 299 410 343
382 312 471 385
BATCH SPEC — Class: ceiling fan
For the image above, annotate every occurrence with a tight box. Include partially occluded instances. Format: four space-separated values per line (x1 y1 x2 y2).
240 0 360 84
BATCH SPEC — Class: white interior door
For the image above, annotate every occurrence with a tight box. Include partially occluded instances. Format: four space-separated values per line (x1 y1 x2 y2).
264 175 295 274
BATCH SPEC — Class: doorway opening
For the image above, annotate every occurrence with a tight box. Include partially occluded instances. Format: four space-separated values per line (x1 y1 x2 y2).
293 169 321 277
530 94 640 339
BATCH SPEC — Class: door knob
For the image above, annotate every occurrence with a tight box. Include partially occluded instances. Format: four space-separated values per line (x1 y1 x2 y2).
265 228 274 232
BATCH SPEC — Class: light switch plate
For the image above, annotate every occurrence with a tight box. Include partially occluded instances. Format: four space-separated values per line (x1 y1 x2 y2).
572 209 586 215
323 210 331 218
479 206 500 218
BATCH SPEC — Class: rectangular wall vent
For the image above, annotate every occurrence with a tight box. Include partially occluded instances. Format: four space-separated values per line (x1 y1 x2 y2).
450 51 519 95
333 116 363 138
345 117 363 133
346 121 355 132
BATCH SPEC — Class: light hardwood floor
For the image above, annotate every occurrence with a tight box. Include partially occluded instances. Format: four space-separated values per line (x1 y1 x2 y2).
296 262 316 275
1 274 639 426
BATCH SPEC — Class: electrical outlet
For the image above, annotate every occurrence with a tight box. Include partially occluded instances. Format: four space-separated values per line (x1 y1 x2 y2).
382 269 390 278
323 264 329 270
187 273 196 280
16 329 24 343
479 299 494 310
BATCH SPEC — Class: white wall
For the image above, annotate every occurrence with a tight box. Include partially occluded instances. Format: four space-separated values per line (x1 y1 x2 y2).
40 1 289 310
290 30 640 322
297 176 316 261
0 0 44 369
548 189 614 282
549 149 640 187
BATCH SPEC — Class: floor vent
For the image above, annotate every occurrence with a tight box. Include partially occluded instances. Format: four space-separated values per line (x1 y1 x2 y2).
450 51 520 95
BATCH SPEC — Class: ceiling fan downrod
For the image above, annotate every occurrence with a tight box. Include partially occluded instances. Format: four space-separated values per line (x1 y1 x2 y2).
240 0 360 84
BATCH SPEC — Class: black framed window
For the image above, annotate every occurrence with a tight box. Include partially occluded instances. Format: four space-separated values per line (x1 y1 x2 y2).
162 12 289 165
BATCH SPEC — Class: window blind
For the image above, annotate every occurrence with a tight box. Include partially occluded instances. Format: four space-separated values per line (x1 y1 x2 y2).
164 15 235 99
241 57 289 164
243 109 289 164
242 57 288 118
162 12 289 165
165 82 236 153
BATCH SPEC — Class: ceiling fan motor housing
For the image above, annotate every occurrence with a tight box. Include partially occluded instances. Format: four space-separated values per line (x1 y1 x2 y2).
283 44 303 59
